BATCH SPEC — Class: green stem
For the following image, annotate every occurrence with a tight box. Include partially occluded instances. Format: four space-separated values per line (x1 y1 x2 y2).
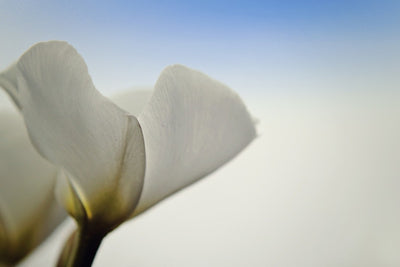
72 227 104 267
57 226 105 267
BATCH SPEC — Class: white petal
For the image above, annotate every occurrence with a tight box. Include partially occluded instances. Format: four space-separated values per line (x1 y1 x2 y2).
133 65 256 215
0 42 145 228
0 111 65 264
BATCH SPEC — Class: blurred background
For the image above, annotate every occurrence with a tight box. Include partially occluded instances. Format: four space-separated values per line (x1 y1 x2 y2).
1 0 399 266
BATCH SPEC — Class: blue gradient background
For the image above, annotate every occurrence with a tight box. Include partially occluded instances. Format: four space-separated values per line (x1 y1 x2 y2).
1 1 400 266
1 0 399 95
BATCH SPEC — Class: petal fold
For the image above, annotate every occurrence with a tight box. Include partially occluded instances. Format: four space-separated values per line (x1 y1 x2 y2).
0 41 145 229
133 65 256 215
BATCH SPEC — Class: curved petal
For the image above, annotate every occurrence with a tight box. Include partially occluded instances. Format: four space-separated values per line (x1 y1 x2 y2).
0 111 65 264
0 41 145 230
132 65 256 215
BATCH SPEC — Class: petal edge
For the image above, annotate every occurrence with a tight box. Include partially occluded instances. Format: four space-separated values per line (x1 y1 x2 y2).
133 65 256 215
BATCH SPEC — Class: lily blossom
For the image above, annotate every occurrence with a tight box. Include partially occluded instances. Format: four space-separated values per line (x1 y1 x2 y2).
0 41 256 237
0 106 65 264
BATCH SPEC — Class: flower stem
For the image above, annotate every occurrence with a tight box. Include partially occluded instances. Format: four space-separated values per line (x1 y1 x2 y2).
57 226 105 267
72 227 104 267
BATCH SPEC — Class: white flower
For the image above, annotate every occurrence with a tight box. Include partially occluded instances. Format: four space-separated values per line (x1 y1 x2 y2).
0 41 256 235
0 106 65 264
